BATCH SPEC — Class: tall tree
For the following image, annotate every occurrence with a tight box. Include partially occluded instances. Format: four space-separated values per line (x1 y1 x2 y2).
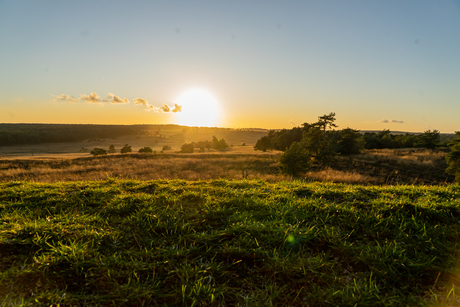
316 112 338 133
338 128 363 155
417 130 440 150
302 112 338 165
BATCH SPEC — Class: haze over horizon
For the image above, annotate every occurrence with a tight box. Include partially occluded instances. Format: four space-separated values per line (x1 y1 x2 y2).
1 1 459 133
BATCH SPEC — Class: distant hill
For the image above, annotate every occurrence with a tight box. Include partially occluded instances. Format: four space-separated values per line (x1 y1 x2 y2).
0 123 269 147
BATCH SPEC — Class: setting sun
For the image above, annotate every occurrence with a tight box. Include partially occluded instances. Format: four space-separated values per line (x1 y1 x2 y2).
175 89 221 127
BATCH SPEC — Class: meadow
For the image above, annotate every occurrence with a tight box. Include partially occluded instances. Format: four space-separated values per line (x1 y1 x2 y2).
0 147 453 186
1 179 460 306
0 132 458 306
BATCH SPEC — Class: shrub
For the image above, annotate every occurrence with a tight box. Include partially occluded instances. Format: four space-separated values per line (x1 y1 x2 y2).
254 136 271 152
417 130 440 150
180 143 194 153
120 144 132 154
212 136 228 151
278 141 310 179
90 148 107 156
338 128 364 155
138 147 153 153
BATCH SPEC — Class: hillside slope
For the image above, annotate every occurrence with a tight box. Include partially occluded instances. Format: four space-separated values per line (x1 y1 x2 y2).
1 180 460 306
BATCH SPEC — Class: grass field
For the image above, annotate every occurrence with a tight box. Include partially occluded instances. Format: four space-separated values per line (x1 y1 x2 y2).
1 179 460 306
0 147 453 186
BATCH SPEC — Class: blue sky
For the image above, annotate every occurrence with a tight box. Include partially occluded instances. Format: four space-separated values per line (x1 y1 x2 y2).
1 0 459 132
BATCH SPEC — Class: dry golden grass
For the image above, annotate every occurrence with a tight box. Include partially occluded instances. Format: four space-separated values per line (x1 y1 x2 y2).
353 148 447 166
306 168 382 184
0 153 281 183
0 147 451 185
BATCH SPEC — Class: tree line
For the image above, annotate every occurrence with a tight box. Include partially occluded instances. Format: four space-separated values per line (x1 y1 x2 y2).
0 124 145 146
180 136 228 153
254 113 460 181
255 116 451 153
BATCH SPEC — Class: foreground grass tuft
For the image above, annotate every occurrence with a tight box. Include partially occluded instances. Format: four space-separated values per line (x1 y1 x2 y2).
1 179 460 306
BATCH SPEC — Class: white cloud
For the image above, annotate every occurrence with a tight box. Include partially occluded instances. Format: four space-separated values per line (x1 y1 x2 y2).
109 95 129 104
134 97 158 112
161 104 171 112
379 119 404 124
133 97 148 106
52 93 182 113
51 94 78 102
80 92 102 103
172 104 182 113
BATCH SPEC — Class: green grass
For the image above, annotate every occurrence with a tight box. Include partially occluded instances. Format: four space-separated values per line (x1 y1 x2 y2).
1 179 460 306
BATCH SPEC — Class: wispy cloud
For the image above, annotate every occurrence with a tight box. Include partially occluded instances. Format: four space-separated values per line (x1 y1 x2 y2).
80 92 104 103
107 93 129 104
51 94 78 102
379 119 404 124
134 98 182 113
52 92 182 113
172 104 182 113
161 104 170 112
133 97 155 111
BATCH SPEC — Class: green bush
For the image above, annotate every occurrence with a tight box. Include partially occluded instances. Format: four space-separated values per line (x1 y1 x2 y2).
120 144 132 154
180 143 194 153
90 148 107 156
446 131 460 182
278 141 310 178
138 147 153 153
212 136 228 151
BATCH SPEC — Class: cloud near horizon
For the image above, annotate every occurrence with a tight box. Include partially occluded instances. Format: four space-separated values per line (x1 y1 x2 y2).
107 93 129 104
171 104 182 113
379 119 404 124
133 98 182 113
52 92 180 112
80 92 106 103
51 94 78 102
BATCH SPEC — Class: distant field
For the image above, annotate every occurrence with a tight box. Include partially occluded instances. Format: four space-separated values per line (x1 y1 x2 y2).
0 124 268 158
0 146 453 185
1 179 460 306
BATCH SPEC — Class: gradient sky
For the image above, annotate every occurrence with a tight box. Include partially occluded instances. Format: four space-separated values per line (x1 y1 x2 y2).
1 0 459 132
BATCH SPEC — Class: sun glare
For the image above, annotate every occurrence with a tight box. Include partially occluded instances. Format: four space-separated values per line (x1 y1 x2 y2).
175 89 221 127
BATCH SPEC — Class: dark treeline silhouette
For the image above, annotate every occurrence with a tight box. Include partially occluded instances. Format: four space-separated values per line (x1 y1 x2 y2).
180 136 228 153
255 120 454 153
0 124 144 146
258 113 460 180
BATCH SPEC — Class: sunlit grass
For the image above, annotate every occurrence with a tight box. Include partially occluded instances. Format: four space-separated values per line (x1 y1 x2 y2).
1 179 460 305
356 148 448 166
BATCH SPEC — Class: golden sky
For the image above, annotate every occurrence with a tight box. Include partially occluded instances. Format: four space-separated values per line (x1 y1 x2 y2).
1 1 459 132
